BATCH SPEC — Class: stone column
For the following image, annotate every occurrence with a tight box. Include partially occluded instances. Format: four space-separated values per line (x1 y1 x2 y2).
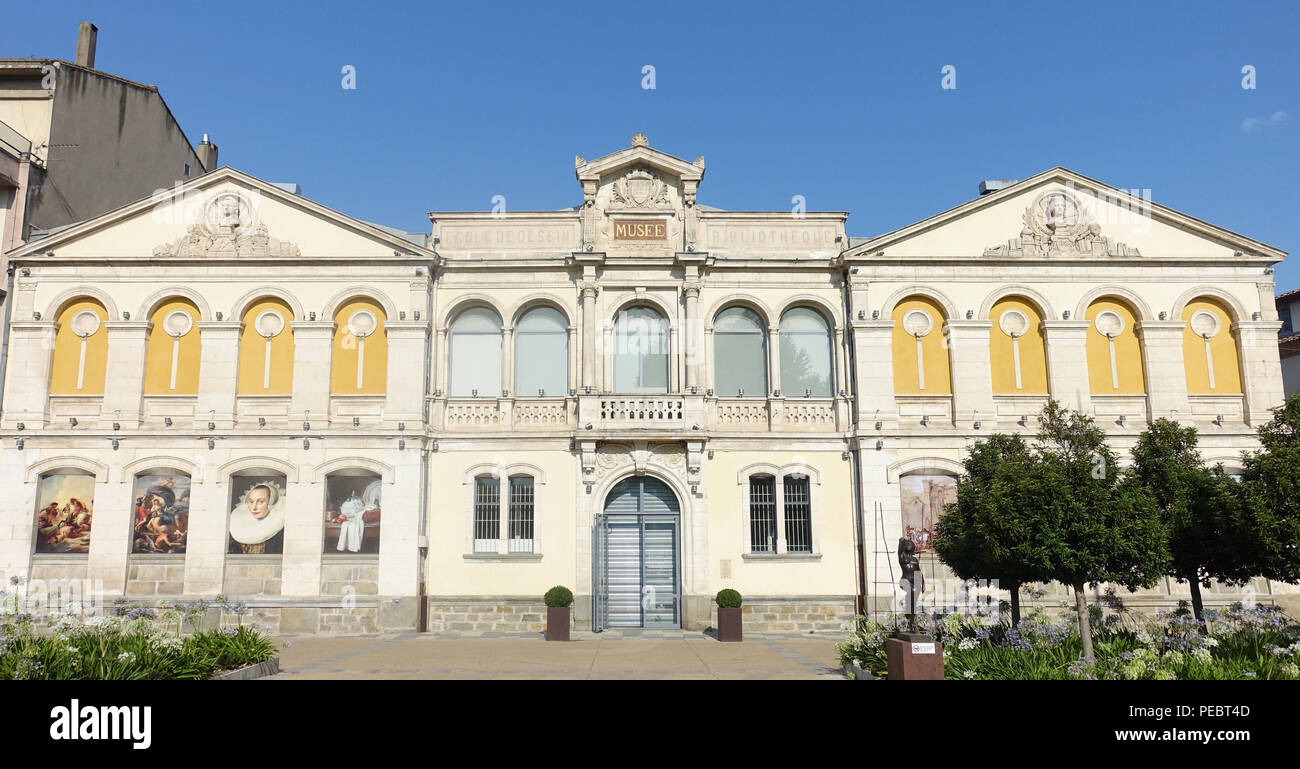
1236 320 1286 425
1042 320 1093 415
384 321 427 426
567 325 577 394
683 283 701 390
378 446 422 598
86 473 128 595
501 326 515 396
194 321 241 429
850 320 896 429
1 321 58 428
581 284 598 390
944 319 995 429
1136 320 1191 422
281 459 322 596
290 321 335 424
100 321 152 429
183 469 227 595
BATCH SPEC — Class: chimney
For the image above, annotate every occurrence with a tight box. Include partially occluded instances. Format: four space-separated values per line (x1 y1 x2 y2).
978 179 1018 196
75 22 98 68
196 133 218 172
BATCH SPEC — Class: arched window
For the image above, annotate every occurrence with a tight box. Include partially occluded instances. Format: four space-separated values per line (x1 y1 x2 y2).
1182 298 1242 394
331 297 387 394
515 307 567 397
612 306 668 393
50 298 108 395
449 307 503 397
237 297 294 394
714 306 767 396
779 307 833 397
1086 298 1145 394
891 297 950 394
324 471 382 555
34 470 96 554
468 469 541 554
144 298 201 394
740 466 821 555
990 296 1048 394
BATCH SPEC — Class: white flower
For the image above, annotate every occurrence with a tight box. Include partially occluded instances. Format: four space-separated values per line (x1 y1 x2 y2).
963 670 976 679
1282 663 1300 679
958 638 978 651
1205 637 1219 648
116 652 135 662
66 646 79 654
1192 648 1213 665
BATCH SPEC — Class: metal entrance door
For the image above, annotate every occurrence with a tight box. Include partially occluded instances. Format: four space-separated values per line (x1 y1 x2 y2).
592 477 681 631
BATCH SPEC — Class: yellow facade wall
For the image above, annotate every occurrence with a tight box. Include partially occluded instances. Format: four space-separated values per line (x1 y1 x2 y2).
1085 298 1145 394
331 298 387 395
891 296 952 394
990 296 1048 394
50 299 110 395
424 452 577 595
143 298 201 394
704 450 856 596
1182 298 1242 394
237 297 295 394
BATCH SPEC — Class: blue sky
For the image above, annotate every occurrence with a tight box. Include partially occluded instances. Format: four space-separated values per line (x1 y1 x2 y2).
5 1 1298 284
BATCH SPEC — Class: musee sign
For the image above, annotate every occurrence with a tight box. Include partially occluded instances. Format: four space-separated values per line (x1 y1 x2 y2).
613 219 667 241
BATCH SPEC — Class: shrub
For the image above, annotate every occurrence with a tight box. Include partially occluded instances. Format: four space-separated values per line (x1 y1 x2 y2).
544 586 573 608
715 589 743 608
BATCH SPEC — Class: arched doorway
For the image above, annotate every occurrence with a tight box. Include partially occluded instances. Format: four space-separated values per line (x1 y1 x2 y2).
593 476 681 630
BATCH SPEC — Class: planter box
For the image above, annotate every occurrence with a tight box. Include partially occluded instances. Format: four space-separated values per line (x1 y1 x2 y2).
545 606 570 641
214 657 280 680
717 606 742 642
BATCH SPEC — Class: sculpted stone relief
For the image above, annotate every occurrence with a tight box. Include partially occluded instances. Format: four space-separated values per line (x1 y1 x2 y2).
984 190 1141 258
153 191 302 257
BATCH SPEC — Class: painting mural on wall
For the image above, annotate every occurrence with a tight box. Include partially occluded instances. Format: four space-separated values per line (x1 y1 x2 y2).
227 475 286 554
899 474 957 554
131 474 191 554
34 473 96 554
324 474 381 554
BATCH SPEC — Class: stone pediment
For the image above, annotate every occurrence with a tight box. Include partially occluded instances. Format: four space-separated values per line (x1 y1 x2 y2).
153 190 302 257
984 189 1140 258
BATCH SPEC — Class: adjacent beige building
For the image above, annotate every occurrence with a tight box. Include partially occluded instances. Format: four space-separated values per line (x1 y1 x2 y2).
0 132 1290 634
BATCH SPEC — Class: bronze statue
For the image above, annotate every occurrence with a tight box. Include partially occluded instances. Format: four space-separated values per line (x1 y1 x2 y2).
898 537 924 633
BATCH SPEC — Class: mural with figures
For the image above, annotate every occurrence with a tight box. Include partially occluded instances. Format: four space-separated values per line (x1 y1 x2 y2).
34 473 96 554
900 474 957 554
227 475 287 554
131 474 191 554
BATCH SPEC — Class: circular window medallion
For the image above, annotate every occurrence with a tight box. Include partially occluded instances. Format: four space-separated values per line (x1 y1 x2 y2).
163 310 194 338
902 309 933 337
999 309 1029 337
254 310 285 338
70 310 101 338
1094 310 1124 338
1189 310 1221 339
347 309 378 338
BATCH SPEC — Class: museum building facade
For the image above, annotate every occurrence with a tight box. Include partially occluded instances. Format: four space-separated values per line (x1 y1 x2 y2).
0 133 1292 633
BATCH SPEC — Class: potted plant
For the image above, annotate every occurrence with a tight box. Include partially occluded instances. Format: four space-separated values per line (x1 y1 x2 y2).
544 585 573 641
715 589 743 642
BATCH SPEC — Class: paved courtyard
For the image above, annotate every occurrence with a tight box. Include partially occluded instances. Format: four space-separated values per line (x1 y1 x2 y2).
266 630 848 680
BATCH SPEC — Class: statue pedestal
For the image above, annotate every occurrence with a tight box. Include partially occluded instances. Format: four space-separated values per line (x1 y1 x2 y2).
885 635 944 680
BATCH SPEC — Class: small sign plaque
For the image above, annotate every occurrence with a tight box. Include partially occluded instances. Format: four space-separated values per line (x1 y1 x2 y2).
911 642 936 655
613 219 667 241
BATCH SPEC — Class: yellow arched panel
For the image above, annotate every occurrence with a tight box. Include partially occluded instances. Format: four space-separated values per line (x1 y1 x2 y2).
144 298 201 394
238 298 295 394
891 296 951 394
1182 298 1242 394
1085 299 1145 394
331 297 387 394
990 297 1048 394
50 299 109 395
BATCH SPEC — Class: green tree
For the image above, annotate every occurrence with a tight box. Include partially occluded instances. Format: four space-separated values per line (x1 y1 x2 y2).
933 433 1049 625
1030 401 1170 660
1129 418 1244 623
1234 394 1300 592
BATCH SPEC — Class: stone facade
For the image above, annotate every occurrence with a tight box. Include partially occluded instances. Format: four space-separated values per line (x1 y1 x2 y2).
0 137 1292 635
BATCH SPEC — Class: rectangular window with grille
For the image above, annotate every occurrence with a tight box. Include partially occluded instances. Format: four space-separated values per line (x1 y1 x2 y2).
473 476 499 552
749 475 777 553
783 475 812 553
508 475 535 554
